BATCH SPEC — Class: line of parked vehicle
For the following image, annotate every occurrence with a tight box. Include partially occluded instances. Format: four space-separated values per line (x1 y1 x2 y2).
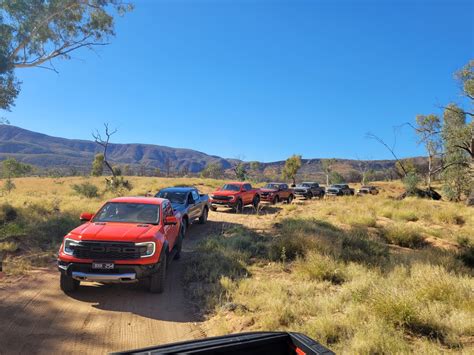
56 181 379 295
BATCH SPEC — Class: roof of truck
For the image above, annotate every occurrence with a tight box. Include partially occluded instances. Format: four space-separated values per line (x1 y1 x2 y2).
108 197 164 204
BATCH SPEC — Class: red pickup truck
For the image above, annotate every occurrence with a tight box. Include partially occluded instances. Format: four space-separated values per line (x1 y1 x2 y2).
209 182 260 213
57 197 183 294
260 182 295 204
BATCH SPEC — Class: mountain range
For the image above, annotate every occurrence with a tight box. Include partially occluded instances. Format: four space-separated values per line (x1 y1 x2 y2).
0 125 419 179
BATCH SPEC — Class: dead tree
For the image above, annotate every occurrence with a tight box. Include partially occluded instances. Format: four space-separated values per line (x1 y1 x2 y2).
92 123 117 178
366 131 408 177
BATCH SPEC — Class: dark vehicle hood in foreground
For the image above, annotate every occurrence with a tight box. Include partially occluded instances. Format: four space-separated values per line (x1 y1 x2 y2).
113 331 334 355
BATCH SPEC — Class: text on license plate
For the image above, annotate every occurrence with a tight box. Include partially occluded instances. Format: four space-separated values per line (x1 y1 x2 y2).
92 262 114 270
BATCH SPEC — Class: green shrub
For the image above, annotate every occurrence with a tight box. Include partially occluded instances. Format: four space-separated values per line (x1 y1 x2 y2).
71 182 99 198
403 172 421 194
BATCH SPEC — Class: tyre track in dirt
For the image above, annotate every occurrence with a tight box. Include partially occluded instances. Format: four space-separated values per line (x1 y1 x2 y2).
0 218 221 355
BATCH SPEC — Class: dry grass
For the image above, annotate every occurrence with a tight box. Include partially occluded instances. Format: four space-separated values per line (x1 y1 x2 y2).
1 177 473 353
182 181 473 354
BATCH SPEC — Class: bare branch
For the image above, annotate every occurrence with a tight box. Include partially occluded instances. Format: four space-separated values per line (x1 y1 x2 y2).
366 132 408 176
439 104 474 118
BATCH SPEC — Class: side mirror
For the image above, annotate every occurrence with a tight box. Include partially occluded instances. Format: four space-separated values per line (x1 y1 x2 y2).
164 216 178 225
80 212 93 222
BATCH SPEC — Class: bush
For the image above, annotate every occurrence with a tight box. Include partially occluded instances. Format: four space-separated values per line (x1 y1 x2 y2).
402 172 421 195
382 225 426 248
458 244 474 268
105 176 132 194
0 203 18 222
71 182 99 198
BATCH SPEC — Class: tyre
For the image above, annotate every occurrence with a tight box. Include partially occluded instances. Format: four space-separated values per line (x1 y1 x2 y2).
287 194 294 204
273 195 280 204
337 191 343 196
252 195 260 209
60 273 79 293
234 199 243 213
198 207 208 224
307 192 313 200
150 253 167 293
174 231 183 260
182 217 189 236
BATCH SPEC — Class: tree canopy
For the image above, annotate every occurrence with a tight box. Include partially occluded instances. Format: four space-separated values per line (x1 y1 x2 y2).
0 0 132 111
282 155 302 186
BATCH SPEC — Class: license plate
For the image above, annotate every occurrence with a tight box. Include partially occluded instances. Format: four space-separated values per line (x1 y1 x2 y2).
92 262 114 270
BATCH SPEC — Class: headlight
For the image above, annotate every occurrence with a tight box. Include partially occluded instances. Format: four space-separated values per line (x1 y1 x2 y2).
63 238 80 256
136 241 156 258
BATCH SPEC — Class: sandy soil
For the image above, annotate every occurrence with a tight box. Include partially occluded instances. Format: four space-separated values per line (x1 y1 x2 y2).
0 205 281 355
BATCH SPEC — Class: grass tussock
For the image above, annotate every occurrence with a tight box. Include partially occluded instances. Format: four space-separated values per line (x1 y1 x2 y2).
382 224 426 248
187 205 473 353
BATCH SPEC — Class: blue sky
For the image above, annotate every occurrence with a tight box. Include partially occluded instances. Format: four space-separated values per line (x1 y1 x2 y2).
3 0 473 162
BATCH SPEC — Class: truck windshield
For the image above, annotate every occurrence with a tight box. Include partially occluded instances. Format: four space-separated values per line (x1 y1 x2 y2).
93 203 160 224
264 184 281 189
220 184 241 191
156 191 187 204
299 183 311 187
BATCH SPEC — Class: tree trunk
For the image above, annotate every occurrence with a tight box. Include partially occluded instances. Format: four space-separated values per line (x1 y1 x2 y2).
427 154 432 189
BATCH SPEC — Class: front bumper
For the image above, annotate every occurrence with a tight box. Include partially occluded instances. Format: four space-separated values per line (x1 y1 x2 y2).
259 195 275 202
294 191 310 198
72 271 137 283
210 200 237 208
58 260 160 283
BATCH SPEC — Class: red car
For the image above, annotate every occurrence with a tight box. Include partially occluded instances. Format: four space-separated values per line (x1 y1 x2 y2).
57 197 183 294
209 182 260 213
260 183 294 204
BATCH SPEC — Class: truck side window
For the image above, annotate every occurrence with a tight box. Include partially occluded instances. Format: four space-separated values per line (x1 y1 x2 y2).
191 190 199 202
244 184 251 191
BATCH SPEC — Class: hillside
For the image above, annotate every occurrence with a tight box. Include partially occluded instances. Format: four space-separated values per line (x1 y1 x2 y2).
0 125 232 173
0 125 423 179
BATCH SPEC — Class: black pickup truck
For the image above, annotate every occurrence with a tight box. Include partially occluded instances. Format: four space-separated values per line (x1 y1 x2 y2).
294 182 325 199
156 187 210 234
325 184 355 196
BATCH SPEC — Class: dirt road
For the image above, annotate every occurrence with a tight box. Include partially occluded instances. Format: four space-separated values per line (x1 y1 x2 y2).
0 205 281 354
0 221 215 354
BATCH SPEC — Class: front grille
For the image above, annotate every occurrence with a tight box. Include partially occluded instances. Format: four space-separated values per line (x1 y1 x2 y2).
212 195 232 201
72 241 146 260
294 189 307 194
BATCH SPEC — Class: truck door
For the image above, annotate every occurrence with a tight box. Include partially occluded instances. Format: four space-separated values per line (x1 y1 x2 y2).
243 184 253 204
190 190 201 219
163 201 178 250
